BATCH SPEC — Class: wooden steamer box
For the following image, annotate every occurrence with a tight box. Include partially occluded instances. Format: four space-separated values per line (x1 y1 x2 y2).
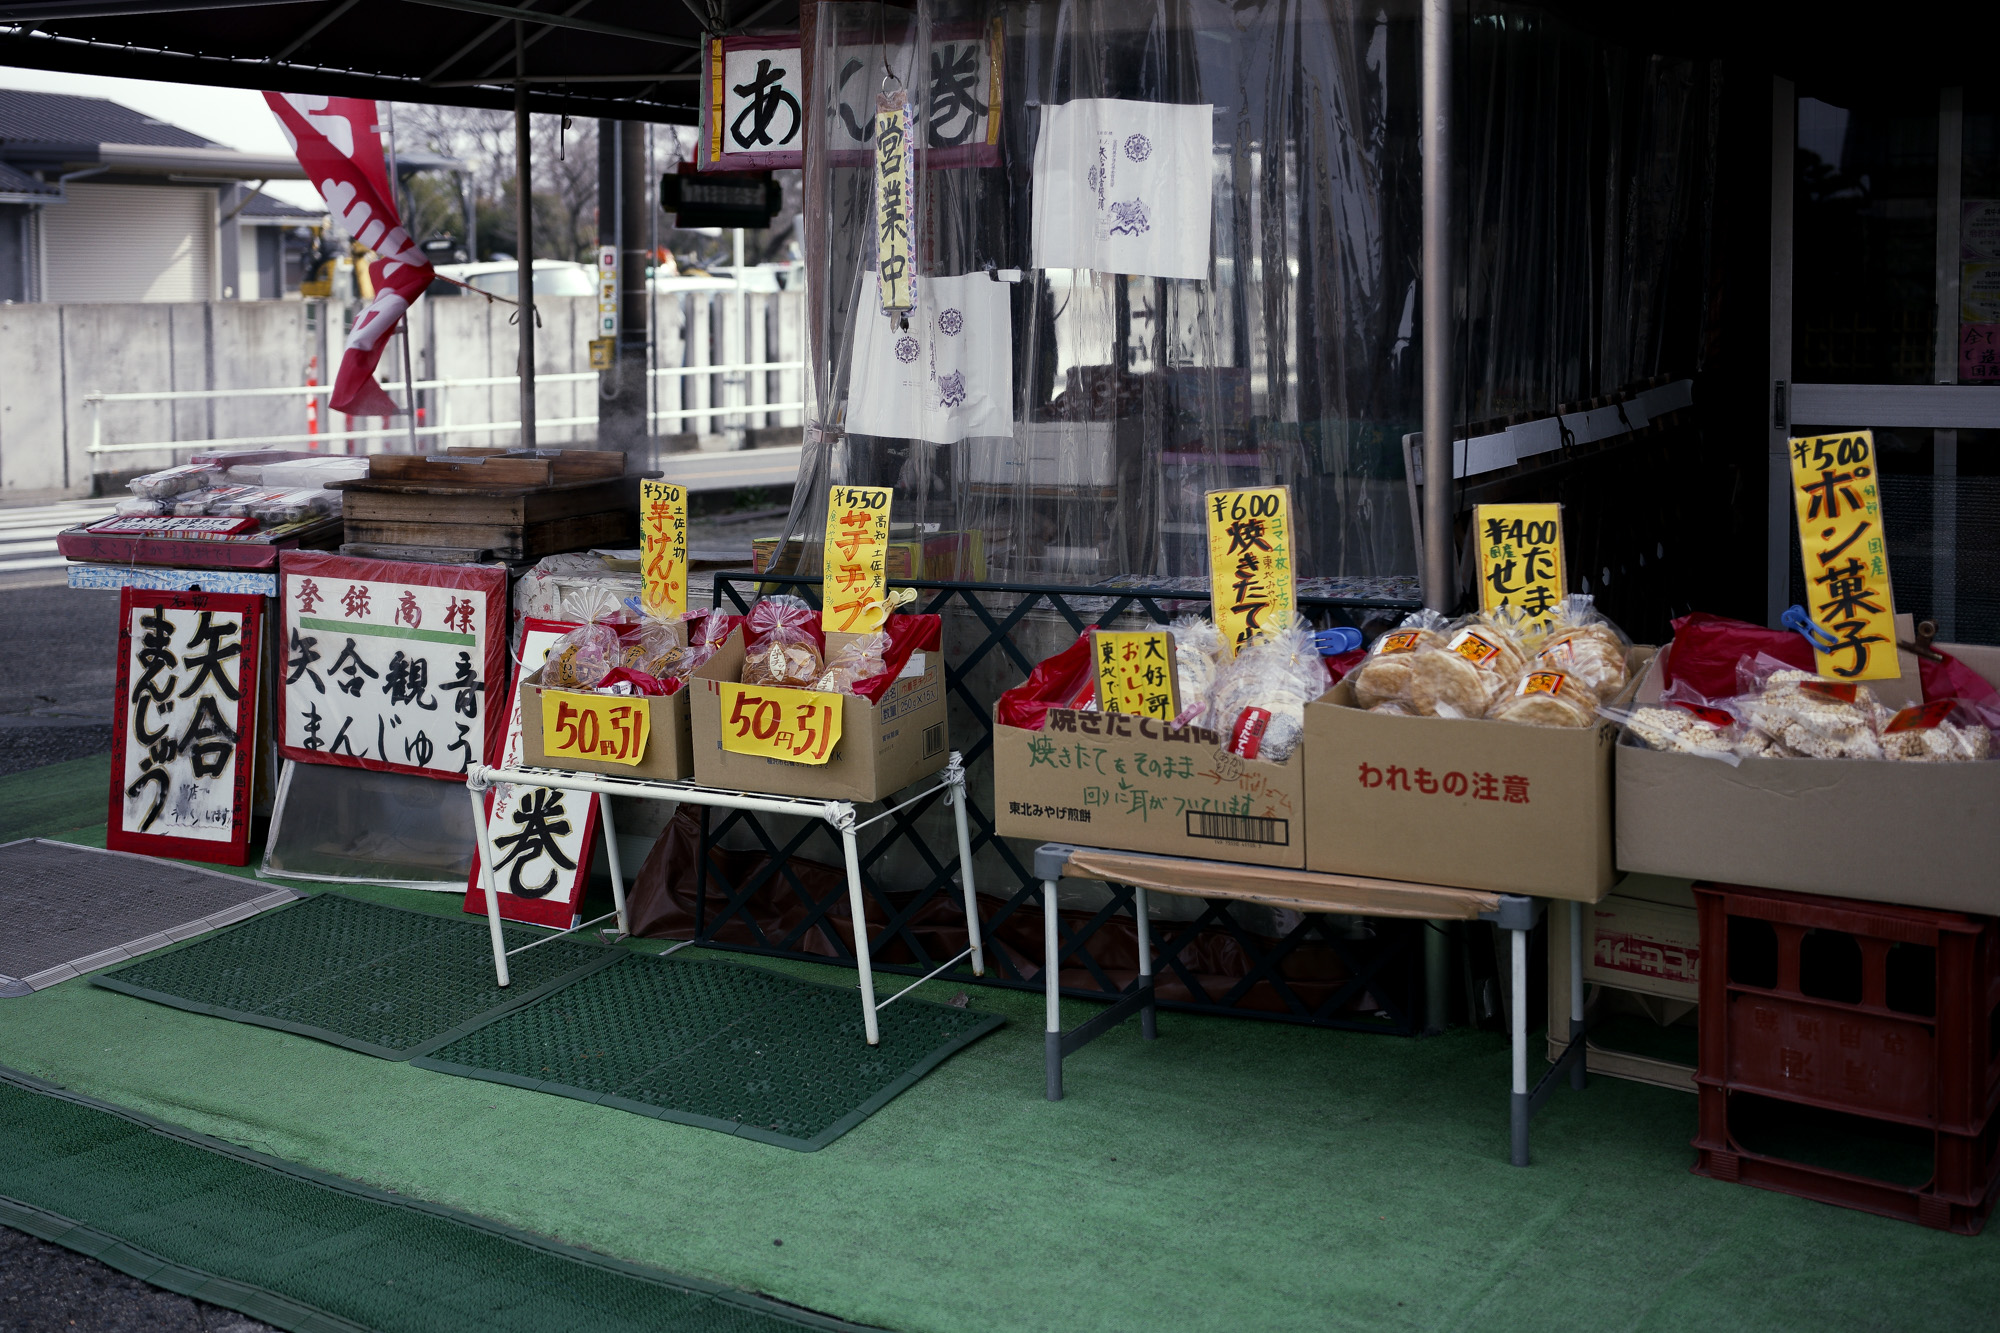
333 451 644 562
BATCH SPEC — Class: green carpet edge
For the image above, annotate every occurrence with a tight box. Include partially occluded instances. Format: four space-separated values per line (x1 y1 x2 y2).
410 952 1009 1152
0 1193 373 1333
88 893 627 1061
0 1064 883 1332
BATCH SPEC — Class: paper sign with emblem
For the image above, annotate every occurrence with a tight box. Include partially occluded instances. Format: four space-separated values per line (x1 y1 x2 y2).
700 34 804 170
1474 503 1566 634
823 485 894 632
718 681 843 764
640 479 688 619
846 271 1013 444
1031 98 1213 280
1787 430 1897 681
1092 629 1179 721
1205 486 1295 655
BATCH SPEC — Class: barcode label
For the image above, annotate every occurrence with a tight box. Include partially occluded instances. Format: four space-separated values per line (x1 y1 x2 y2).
1185 811 1289 846
923 722 946 758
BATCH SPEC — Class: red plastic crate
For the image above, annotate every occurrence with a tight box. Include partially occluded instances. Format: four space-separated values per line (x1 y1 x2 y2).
1692 882 2000 1234
1695 1085 2000 1234
1693 883 2000 1133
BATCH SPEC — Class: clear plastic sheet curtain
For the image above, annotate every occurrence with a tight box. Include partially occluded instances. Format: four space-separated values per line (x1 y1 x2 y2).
778 0 1423 589
773 0 1717 592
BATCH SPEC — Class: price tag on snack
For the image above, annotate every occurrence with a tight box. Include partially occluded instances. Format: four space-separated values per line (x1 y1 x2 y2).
718 681 843 764
539 691 651 766
1092 628 1178 721
1205 485 1295 656
823 484 893 633
1475 503 1565 634
1786 430 1897 681
640 480 688 619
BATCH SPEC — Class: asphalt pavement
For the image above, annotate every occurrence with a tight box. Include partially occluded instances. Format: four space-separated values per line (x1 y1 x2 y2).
0 580 121 776
0 1226 275 1332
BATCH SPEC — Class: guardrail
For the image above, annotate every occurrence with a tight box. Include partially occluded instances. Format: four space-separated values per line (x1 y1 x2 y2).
84 361 806 456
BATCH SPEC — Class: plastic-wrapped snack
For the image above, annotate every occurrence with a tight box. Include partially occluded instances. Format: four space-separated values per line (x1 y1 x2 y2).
1488 668 1597 727
248 487 322 524
1735 658 1884 761
1878 699 1994 763
812 631 891 694
741 595 824 688
1530 595 1632 702
1348 609 1450 711
1406 615 1530 718
1169 616 1227 719
1613 704 1744 760
128 463 221 500
617 619 690 681
1368 701 1416 717
214 486 294 517
1205 619 1333 761
544 622 620 690
112 496 165 516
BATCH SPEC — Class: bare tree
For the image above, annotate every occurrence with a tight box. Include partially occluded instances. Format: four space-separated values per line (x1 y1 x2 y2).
390 103 598 261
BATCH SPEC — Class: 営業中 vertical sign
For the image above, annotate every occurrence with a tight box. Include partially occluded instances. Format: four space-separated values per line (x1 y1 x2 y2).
1475 503 1566 634
1092 628 1179 721
640 479 688 619
1205 486 1294 655
824 485 894 632
875 92 915 313
1788 430 1897 680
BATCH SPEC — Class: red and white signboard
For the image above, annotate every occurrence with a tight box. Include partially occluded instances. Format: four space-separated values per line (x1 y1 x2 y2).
109 589 263 866
277 552 507 780
463 618 600 929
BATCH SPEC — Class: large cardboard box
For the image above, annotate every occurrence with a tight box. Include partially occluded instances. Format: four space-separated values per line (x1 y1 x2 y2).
1614 640 2000 913
1548 876 1700 1093
1299 648 1653 901
992 708 1307 868
689 626 949 802
520 667 695 782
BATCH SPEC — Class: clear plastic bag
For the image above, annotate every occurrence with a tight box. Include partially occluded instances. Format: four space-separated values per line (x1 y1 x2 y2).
1487 666 1598 727
1348 609 1451 711
1205 618 1333 761
1529 595 1633 702
1404 611 1532 719
1877 698 1994 763
741 595 824 688
1733 653 1885 761
128 463 221 500
543 622 621 690
812 631 891 694
1169 616 1227 724
617 619 692 682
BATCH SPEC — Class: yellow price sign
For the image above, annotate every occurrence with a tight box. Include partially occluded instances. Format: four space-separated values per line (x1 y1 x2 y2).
1475 503 1566 635
1092 629 1179 721
1788 430 1897 681
874 94 915 312
539 691 651 766
640 479 688 619
823 484 893 632
1205 485 1295 655
718 681 843 765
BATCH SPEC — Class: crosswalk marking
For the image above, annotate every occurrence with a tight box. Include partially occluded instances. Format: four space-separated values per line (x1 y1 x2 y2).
0 498 118 573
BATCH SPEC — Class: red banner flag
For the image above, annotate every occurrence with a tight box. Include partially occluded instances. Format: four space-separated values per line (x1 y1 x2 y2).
263 93 434 419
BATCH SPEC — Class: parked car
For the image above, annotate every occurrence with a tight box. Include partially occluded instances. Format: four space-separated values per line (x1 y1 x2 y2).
431 260 596 299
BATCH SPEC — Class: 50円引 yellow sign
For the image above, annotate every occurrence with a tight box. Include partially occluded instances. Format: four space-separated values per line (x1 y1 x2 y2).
718 681 843 764
640 479 688 619
1205 485 1295 655
1788 430 1897 681
1474 502 1566 634
540 691 650 766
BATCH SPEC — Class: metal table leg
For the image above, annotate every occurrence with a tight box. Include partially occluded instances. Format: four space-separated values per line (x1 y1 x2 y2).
465 767 511 988
945 754 986 977
597 792 628 937
1044 875 1063 1100
1481 894 1587 1167
1038 845 1159 1100
835 808 880 1046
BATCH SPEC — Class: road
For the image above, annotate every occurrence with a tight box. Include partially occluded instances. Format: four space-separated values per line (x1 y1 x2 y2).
0 570 122 775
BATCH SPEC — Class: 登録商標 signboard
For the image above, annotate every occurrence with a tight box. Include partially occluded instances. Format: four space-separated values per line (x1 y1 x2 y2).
277 552 509 779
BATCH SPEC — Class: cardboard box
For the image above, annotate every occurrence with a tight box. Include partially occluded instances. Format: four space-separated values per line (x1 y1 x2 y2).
1299 648 1653 901
1547 887 1698 1092
689 626 949 802
992 708 1307 868
1614 640 2000 914
520 667 695 782
1582 874 1699 1001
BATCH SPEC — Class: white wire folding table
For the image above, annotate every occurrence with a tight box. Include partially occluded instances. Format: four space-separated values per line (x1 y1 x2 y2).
463 753 986 1045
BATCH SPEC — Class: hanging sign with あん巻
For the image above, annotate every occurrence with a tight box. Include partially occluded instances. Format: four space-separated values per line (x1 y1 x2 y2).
109 589 263 866
277 552 509 780
700 33 804 171
1788 430 1898 681
826 20 1004 169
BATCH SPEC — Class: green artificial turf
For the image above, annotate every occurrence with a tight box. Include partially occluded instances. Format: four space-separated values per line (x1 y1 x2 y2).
0 753 112 841
2 756 1996 1332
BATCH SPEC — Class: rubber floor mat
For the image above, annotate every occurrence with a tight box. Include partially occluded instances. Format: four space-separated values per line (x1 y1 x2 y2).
413 954 1004 1151
0 838 301 996
92 893 620 1060
0 1067 875 1333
